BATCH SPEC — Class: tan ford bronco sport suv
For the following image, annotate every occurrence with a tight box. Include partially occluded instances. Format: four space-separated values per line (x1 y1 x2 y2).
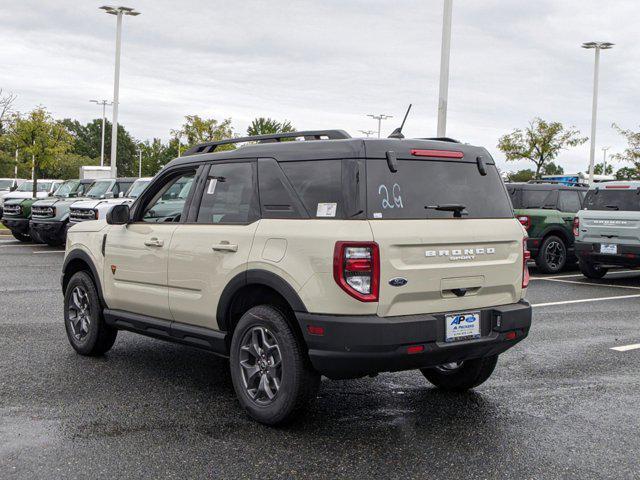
61 130 532 425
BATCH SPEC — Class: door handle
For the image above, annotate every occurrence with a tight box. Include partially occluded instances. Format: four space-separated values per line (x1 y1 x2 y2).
144 237 164 247
212 242 238 252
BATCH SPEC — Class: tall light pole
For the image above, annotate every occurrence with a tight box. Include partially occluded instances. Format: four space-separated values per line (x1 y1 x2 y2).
367 114 393 138
100 5 140 178
14 149 18 182
90 99 113 167
582 41 614 185
437 0 453 137
137 145 143 177
602 146 610 175
358 130 376 138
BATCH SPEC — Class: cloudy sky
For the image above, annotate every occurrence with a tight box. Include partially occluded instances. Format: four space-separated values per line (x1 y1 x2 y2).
0 0 638 173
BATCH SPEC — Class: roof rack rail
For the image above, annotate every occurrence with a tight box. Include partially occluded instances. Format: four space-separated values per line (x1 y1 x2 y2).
420 137 461 143
527 179 588 187
183 130 352 156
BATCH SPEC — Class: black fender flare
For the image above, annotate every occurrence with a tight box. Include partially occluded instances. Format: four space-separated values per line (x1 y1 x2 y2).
61 249 107 307
216 269 308 332
539 226 572 247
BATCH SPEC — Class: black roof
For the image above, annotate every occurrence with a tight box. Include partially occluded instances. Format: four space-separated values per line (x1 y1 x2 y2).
165 134 492 170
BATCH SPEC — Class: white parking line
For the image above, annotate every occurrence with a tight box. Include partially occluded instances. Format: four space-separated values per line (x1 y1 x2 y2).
530 269 637 280
538 277 640 291
32 250 65 254
531 293 640 308
610 343 640 352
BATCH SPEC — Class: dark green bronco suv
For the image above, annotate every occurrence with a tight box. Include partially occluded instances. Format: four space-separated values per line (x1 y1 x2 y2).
507 183 587 273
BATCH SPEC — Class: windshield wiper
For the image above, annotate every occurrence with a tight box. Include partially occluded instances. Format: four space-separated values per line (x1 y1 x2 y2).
605 205 619 210
425 204 468 218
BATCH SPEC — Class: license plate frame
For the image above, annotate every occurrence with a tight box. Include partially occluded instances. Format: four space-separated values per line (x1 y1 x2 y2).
445 311 481 343
600 243 618 255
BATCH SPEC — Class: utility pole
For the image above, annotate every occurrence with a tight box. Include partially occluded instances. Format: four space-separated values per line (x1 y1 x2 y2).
582 41 614 185
90 99 113 167
137 146 143 177
14 149 18 182
100 5 141 178
437 0 453 137
367 114 393 138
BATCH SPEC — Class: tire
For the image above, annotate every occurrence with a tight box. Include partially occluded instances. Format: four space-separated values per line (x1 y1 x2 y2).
230 305 320 425
536 235 567 274
579 260 608 279
29 227 44 244
420 355 499 391
12 231 30 242
63 271 117 356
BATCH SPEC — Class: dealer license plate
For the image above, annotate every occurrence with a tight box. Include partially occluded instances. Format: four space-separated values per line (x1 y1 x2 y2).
600 243 617 255
445 311 481 343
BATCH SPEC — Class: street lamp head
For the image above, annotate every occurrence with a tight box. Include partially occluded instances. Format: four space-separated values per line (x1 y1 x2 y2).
100 5 141 16
582 41 614 50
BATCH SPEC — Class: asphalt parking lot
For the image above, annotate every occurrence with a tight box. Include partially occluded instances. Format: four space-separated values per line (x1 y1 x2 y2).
1 238 639 479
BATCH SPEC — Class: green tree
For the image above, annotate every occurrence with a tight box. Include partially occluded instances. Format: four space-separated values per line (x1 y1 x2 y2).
541 162 564 175
47 153 97 179
615 166 639 180
507 169 535 183
612 123 640 170
61 118 138 175
247 117 295 136
498 118 587 179
5 107 74 196
593 163 613 175
139 138 175 176
172 115 235 152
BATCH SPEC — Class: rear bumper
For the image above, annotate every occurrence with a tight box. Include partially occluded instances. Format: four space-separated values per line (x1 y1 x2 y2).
296 301 532 379
29 220 67 240
575 241 640 267
1 217 30 235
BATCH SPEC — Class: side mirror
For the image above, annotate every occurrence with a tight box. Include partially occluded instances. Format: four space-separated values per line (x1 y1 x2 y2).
9 185 17 192
119 192 124 198
106 204 130 225
68 192 77 198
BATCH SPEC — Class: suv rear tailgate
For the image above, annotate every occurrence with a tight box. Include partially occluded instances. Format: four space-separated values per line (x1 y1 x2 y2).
579 210 640 244
370 219 525 317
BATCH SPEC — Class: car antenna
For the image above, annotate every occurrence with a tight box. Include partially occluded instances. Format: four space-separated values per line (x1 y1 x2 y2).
388 104 412 139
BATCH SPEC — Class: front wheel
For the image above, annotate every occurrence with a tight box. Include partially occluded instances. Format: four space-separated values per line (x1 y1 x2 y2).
579 260 608 279
536 235 567 273
64 271 117 356
230 305 320 425
420 355 498 391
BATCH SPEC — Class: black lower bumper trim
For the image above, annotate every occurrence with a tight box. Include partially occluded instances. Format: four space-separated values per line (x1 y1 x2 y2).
575 241 640 267
29 220 67 242
1 217 30 235
296 301 532 379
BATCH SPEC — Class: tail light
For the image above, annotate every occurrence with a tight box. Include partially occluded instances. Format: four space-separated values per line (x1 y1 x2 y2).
522 238 530 288
333 241 380 302
573 217 579 237
517 215 531 230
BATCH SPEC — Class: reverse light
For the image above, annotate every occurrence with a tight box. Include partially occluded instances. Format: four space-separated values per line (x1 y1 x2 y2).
522 238 530 289
517 215 531 230
573 217 580 237
333 241 380 302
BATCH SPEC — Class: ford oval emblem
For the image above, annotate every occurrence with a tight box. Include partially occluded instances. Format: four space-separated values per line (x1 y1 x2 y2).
389 277 408 287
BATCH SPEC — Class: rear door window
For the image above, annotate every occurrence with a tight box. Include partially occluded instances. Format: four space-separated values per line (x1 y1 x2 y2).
583 189 640 211
366 159 512 219
521 189 553 209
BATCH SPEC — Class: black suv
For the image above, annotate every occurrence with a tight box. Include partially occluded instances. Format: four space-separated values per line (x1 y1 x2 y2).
507 182 587 273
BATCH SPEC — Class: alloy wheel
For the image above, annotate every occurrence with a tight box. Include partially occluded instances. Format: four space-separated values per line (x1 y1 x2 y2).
68 286 91 341
239 326 282 405
544 240 566 270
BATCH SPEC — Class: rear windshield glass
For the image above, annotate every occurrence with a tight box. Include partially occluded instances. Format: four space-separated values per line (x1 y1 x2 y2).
583 189 640 211
366 160 512 219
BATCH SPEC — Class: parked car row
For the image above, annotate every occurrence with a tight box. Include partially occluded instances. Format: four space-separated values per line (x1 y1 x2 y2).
1 177 151 245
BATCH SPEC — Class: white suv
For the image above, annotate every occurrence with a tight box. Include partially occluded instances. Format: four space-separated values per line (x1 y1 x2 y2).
61 130 532 425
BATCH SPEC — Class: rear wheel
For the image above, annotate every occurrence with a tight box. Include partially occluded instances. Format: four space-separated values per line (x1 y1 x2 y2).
420 355 498 391
12 231 30 242
536 235 567 273
64 271 117 356
579 260 608 279
230 305 320 425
